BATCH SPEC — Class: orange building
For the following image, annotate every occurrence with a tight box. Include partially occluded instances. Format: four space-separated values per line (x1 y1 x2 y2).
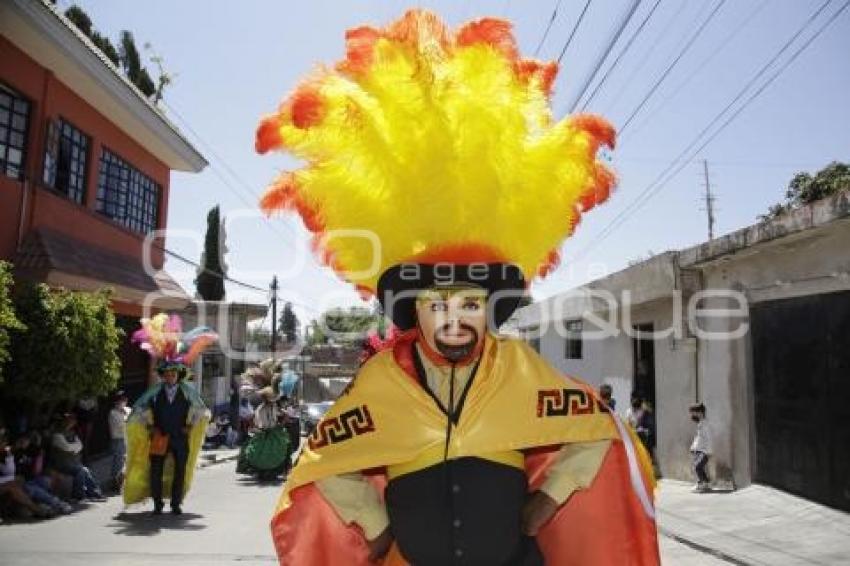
0 1 207 400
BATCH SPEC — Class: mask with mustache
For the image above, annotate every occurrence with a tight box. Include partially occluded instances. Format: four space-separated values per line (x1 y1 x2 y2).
434 322 480 363
415 287 488 364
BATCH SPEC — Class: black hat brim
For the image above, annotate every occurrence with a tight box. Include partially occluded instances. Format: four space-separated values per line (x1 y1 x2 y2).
376 263 526 331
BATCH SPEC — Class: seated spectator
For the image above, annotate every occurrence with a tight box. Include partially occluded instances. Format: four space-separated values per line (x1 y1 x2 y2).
0 432 54 519
13 433 72 515
49 413 104 501
204 414 229 449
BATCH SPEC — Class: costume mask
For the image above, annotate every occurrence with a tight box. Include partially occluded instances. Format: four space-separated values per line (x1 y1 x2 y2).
416 286 487 363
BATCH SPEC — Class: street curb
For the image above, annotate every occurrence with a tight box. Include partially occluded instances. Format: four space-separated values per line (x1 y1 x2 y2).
660 528 755 565
198 452 240 468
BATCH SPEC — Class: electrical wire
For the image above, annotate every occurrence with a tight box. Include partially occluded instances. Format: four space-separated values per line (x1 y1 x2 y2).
556 0 593 64
578 0 663 112
617 0 726 136
564 0 845 264
534 0 564 57
562 0 643 114
622 0 770 139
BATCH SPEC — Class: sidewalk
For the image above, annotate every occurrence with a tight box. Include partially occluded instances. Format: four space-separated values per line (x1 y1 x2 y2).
88 446 241 487
656 479 850 565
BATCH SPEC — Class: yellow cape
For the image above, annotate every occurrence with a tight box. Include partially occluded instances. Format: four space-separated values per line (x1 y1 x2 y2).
278 335 621 511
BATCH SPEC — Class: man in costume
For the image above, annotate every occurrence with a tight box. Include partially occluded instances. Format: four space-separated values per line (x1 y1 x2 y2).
256 9 659 565
124 314 216 514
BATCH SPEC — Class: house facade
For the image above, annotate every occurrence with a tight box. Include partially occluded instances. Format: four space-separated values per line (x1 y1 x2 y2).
516 192 850 511
0 0 206 439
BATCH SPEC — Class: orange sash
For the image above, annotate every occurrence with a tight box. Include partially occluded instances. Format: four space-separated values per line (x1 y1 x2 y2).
149 431 169 456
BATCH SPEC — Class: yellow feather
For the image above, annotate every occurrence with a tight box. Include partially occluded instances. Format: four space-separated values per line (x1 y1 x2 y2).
257 10 616 292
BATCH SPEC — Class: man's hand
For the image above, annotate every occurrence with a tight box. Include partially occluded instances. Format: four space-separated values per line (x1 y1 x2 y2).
367 526 393 562
521 490 559 536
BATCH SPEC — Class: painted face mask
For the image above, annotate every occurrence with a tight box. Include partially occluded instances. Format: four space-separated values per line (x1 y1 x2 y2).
415 286 487 363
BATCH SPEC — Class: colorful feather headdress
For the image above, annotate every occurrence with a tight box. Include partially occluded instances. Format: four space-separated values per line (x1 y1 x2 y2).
131 313 218 373
256 9 616 295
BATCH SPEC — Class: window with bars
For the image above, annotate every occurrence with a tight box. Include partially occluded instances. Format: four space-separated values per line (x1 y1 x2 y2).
564 319 583 359
96 148 160 234
0 83 31 180
43 118 89 204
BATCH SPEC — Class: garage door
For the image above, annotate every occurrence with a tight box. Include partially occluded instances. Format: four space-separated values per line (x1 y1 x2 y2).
751 291 850 511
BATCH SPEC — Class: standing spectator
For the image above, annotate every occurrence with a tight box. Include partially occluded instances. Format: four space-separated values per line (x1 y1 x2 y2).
625 392 644 429
108 391 131 492
49 413 104 501
74 396 98 464
689 403 712 493
598 383 616 411
626 392 656 469
281 397 301 460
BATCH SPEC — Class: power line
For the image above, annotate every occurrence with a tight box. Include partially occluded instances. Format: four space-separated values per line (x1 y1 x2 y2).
158 245 266 294
564 0 844 264
618 0 726 137
158 244 322 316
556 0 593 64
623 0 770 139
534 0 564 57
600 0 691 114
161 100 348 294
578 0 663 112
161 100 302 245
562 0 643 114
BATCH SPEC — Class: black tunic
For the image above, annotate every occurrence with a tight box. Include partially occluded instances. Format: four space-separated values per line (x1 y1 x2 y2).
384 347 544 565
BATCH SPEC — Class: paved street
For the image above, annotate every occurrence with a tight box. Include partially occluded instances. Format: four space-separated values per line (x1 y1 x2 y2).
0 459 278 566
2 459 849 565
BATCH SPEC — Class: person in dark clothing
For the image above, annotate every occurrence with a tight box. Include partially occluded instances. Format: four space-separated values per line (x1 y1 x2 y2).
148 367 190 515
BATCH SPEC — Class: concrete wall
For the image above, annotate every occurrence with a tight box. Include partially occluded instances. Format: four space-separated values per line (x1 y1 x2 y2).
530 292 700 482
694 216 850 488
516 197 850 491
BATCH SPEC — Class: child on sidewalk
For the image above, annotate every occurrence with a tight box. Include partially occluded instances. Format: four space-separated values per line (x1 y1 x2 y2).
689 403 712 493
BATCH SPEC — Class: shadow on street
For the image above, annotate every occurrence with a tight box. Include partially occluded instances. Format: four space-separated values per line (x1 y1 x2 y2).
109 512 207 536
235 477 284 488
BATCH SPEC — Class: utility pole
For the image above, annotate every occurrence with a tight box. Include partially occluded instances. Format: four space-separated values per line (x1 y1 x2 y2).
270 275 279 354
702 159 716 241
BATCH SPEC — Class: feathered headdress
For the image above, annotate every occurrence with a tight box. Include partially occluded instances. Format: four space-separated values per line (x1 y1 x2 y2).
256 9 616 295
131 313 218 373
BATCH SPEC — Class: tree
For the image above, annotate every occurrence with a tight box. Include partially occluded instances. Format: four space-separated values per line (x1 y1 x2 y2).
64 5 93 37
280 302 300 345
63 6 153 91
760 161 850 221
305 320 328 346
7 284 121 405
320 306 382 345
91 31 120 66
119 31 142 84
0 262 24 383
195 205 228 301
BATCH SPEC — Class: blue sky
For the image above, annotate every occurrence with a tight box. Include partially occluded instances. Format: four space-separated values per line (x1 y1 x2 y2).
64 0 850 328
